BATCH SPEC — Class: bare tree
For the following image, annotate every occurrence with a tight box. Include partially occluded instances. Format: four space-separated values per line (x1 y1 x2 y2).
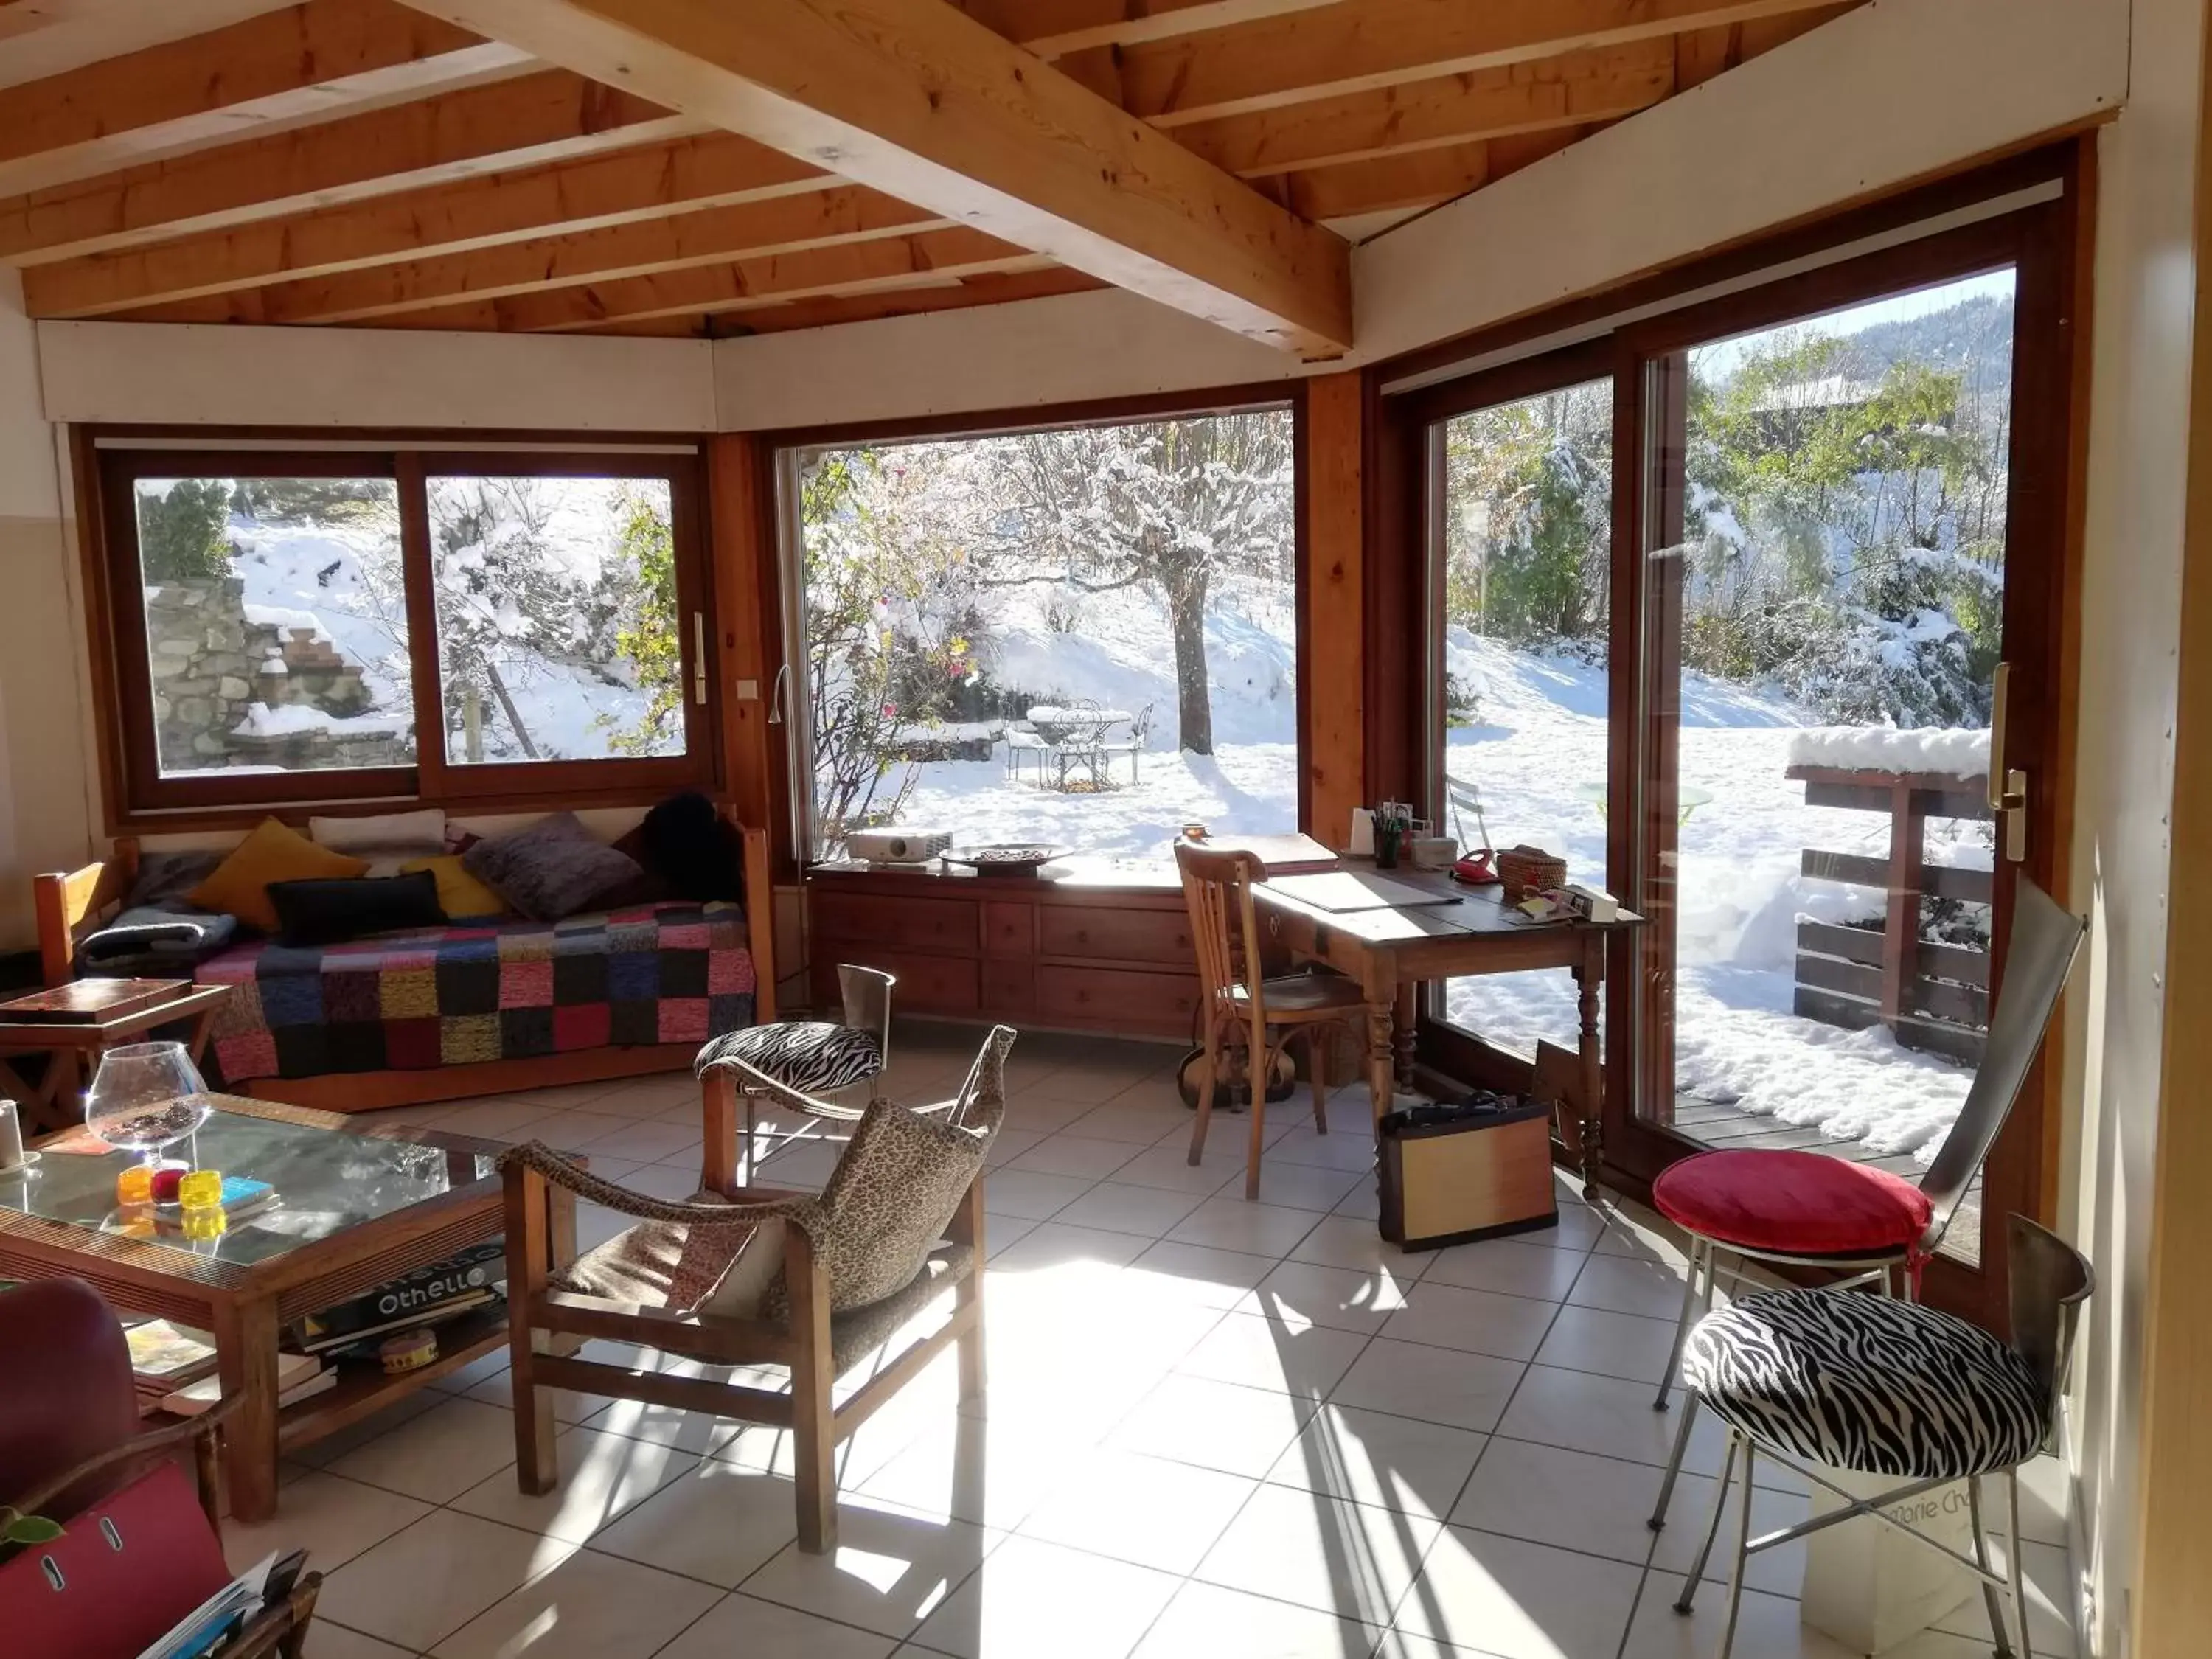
970 411 1293 756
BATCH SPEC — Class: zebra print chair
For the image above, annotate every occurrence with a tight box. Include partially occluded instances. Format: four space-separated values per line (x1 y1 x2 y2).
1670 1214 2090 1658
695 964 894 1183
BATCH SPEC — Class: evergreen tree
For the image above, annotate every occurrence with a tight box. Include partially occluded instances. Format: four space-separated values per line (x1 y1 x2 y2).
136 479 234 582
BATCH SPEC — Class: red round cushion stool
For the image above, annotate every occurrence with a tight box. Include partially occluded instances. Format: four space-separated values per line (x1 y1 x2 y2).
1652 1149 1935 1258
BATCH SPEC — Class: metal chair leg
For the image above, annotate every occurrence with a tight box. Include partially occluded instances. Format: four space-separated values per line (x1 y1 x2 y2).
1649 1391 1701 1533
1971 1473 2017 1658
1655 1237 1706 1411
1672 1429 1736 1610
2006 1468 2033 1659
1715 1438 1758 1659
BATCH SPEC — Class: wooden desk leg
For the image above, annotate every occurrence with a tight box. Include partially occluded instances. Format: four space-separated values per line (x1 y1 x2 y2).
1393 984 1418 1088
1574 937 1605 1201
46 1048 86 1130
1366 992 1396 1127
212 1295 283 1523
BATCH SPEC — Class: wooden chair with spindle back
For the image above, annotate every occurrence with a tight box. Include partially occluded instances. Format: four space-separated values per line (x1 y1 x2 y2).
1175 841 1379 1200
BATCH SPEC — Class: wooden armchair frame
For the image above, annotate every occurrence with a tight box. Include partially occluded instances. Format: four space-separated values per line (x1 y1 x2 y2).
501 1110 988 1554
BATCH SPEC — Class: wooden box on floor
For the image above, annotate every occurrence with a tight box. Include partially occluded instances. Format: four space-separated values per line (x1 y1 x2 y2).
1377 1101 1557 1250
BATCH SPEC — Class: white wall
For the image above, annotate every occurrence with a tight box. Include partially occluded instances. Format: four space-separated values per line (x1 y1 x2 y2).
2062 1 2203 1651
37 320 718 433
0 272 97 950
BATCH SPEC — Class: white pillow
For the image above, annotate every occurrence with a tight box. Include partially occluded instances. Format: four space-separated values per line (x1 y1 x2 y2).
310 808 446 854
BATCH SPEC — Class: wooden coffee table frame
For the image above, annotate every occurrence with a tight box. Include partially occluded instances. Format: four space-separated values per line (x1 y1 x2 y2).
0 1095 572 1522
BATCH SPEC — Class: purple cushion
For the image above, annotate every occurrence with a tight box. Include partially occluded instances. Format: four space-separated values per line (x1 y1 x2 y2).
462 812 642 922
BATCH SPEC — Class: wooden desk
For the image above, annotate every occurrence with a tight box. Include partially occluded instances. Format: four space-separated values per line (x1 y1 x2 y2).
0 983 232 1135
1252 865 1641 1197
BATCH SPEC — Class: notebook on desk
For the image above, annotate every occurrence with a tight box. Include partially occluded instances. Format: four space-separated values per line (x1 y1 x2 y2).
1266 871 1462 913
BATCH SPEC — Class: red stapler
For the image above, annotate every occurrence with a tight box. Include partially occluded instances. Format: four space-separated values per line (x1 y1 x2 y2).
1452 848 1500 886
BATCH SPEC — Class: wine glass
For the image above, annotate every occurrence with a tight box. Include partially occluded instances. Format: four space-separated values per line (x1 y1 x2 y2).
85 1042 214 1167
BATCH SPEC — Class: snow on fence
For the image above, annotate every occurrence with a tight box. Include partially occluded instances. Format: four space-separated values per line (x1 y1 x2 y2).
1785 728 1994 1065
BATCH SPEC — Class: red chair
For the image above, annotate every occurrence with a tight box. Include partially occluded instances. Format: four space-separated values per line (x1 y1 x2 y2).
1645 876 2085 1533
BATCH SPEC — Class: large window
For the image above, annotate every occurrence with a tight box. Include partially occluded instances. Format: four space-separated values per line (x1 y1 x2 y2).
783 406 1299 860
95 446 708 813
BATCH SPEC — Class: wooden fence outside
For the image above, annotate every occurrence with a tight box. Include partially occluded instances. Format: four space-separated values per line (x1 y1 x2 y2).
1787 764 1994 1065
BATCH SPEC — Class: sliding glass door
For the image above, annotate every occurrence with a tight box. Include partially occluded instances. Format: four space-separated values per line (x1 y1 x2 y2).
1407 189 2081 1318
1631 264 2021 1271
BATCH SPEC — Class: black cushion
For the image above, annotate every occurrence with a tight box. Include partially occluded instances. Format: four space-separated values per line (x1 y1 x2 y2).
1683 1289 2048 1481
640 790 746 904
696 1022 883 1093
267 872 445 947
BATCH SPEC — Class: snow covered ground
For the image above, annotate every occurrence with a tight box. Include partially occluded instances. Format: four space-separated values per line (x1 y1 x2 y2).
880 594 1987 1166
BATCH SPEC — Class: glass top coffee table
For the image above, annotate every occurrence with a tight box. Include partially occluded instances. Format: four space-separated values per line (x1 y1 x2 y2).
0 1094 574 1522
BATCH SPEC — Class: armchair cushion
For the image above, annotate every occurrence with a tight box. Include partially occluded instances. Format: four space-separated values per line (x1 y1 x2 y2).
0 1279 143 1517
761 1030 1011 1320
551 1211 762 1315
697 1021 883 1095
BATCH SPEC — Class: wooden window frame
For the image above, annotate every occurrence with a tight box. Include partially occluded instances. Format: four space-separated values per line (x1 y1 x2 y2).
82 434 720 827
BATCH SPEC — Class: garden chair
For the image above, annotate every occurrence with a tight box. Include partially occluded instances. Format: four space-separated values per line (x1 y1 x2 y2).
1444 772 1492 854
1099 702 1155 785
1645 875 2085 1534
497 1025 1012 1554
1004 723 1050 785
694 964 894 1183
1672 1214 2089 1659
1176 841 1379 1200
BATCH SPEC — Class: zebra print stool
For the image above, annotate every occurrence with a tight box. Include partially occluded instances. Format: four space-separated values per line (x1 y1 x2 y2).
694 965 894 1183
1669 1215 2090 1659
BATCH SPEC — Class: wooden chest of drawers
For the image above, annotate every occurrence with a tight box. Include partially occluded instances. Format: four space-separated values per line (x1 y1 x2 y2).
806 860 1203 1040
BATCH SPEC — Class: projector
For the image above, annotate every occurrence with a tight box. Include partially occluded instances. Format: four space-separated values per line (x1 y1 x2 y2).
847 828 953 864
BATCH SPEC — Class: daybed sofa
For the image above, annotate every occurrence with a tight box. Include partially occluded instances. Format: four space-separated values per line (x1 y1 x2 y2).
32 807 776 1113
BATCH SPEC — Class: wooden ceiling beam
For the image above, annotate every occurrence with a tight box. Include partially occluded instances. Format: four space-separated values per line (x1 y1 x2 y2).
1175 39 1674 178
21 131 839 315
1116 0 1850 127
0 0 534 198
0 2 296 91
392 0 1353 355
0 69 698 268
136 184 950 324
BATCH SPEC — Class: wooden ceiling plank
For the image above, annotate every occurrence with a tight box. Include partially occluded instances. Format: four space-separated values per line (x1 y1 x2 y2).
21 131 839 315
1116 0 1852 127
725 262 1101 333
0 69 698 268
392 0 1352 355
0 0 535 198
950 0 1338 58
1175 39 1674 178
1276 121 1588 222
226 185 953 324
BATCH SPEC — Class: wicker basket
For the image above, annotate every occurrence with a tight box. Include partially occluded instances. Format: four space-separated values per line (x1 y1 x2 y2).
1497 844 1566 901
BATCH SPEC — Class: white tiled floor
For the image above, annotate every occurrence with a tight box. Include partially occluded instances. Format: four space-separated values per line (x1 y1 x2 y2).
253 1027 2081 1659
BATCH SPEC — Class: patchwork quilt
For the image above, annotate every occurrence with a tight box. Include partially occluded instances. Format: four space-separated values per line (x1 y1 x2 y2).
196 900 757 1082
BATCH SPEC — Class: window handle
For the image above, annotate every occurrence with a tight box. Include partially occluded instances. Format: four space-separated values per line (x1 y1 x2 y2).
692 612 708 706
1987 661 2028 861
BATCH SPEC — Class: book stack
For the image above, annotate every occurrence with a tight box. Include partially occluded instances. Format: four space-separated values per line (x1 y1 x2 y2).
288 1238 506 1359
123 1318 219 1415
162 1351 333 1416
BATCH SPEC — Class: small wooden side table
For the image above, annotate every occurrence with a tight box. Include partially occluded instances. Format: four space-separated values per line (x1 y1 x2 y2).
0 983 232 1133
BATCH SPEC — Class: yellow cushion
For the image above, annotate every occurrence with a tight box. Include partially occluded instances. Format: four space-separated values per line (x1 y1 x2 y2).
187 818 369 933
401 855 507 920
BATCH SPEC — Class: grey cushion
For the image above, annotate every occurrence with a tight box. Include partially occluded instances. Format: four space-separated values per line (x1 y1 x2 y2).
1683 1289 2048 1481
697 1022 883 1094
462 811 642 922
